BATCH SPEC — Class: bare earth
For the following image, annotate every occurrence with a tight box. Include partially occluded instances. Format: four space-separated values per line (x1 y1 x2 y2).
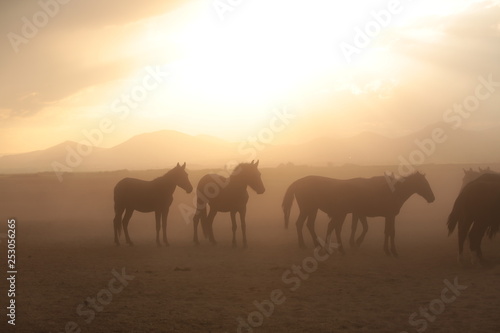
2 165 500 333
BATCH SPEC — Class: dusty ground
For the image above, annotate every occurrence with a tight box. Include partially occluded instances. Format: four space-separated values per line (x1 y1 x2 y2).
1 164 500 333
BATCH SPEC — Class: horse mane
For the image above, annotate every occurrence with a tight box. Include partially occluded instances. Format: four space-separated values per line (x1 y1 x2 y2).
391 171 424 186
152 165 182 183
231 163 252 177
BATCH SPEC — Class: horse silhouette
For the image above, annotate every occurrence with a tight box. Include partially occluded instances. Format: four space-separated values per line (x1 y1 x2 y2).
113 162 193 246
282 172 435 256
461 167 497 190
193 160 265 248
448 173 500 265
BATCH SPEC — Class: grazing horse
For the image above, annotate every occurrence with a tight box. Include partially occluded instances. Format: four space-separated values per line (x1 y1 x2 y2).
448 173 500 265
282 172 435 256
193 160 265 248
113 163 193 246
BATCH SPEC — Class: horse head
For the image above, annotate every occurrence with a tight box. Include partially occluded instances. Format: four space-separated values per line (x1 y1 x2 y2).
233 160 265 194
407 172 435 203
173 162 193 193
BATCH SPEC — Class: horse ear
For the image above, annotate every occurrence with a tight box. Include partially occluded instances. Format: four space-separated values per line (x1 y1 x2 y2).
182 162 186 169
251 160 254 165
255 160 259 167
176 162 180 167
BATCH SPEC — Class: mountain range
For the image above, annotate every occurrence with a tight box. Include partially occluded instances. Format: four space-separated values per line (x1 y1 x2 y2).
1 123 500 174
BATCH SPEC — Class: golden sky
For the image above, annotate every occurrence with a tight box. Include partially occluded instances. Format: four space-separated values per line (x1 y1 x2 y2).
1 0 500 154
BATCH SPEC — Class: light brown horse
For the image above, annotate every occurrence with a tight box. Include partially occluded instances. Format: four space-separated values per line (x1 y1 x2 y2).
282 172 435 256
193 161 265 248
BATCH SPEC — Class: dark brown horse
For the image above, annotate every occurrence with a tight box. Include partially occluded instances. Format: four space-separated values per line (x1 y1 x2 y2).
193 161 265 248
461 167 497 190
448 173 500 265
113 163 193 246
282 172 435 256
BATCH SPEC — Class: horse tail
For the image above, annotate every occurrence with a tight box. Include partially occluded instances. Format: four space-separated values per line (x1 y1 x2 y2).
447 191 465 235
282 182 297 229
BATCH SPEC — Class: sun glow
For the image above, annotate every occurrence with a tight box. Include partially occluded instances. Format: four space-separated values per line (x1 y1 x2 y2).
162 1 361 106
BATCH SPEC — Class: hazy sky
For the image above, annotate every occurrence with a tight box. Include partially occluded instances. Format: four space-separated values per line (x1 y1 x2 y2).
1 0 500 154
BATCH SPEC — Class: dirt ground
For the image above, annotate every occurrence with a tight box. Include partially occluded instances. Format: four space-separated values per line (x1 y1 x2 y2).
2 164 500 333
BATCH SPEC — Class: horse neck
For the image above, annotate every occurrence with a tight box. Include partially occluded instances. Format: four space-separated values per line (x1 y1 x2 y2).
156 175 177 193
229 174 248 190
393 179 418 207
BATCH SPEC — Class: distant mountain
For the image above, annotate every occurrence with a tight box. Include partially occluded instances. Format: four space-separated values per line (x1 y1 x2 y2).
1 125 500 174
0 141 104 173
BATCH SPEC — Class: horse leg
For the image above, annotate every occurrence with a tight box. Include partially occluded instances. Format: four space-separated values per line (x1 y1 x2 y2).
113 204 125 246
387 216 398 257
349 213 358 248
457 216 472 265
355 215 368 248
469 220 487 266
383 216 394 257
230 211 237 248
207 208 218 245
333 213 347 255
155 211 161 247
162 207 170 246
306 210 319 247
240 207 248 248
295 212 308 249
193 213 200 245
122 209 134 246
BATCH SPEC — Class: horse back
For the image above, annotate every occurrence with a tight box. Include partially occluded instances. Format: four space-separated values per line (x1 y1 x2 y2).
196 173 248 211
114 177 173 212
292 175 398 216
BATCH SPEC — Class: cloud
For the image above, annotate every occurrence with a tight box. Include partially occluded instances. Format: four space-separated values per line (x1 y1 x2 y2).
0 0 189 117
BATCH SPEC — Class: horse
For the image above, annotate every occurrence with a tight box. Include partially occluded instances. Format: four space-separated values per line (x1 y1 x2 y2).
282 172 435 256
193 160 265 248
448 173 500 265
461 167 497 190
113 162 193 246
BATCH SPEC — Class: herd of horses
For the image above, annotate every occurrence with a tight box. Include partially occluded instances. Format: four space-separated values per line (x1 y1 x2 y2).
112 162 500 265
